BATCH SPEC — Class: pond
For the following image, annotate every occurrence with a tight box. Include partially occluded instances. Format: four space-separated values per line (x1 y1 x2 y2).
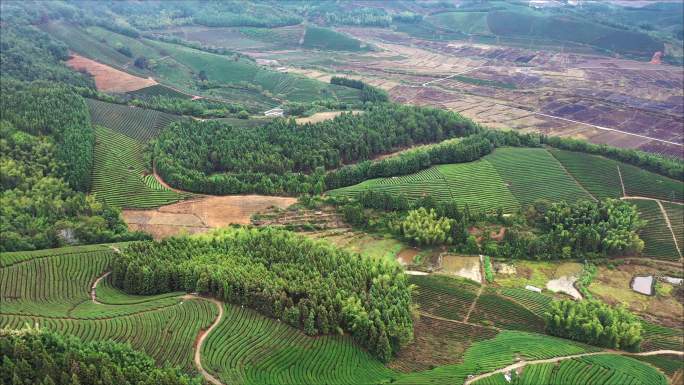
441 255 482 283
631 275 654 295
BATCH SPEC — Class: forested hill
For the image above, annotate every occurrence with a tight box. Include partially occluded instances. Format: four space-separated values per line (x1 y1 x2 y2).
154 104 480 194
0 7 148 252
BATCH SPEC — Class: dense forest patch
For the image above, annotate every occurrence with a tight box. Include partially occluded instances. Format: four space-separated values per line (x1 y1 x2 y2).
111 227 413 362
154 104 479 195
0 327 204 385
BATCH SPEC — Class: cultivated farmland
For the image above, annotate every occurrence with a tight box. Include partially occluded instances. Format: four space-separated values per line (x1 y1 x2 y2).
0 246 217 371
329 147 592 212
92 125 188 209
201 304 395 385
87 98 182 142
632 199 681 260
472 354 667 385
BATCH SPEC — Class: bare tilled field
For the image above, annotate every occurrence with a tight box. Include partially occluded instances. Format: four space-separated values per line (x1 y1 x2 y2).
123 195 297 239
66 54 157 92
270 27 683 157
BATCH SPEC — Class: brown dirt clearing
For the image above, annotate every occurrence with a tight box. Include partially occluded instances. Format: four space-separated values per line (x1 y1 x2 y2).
66 54 156 92
123 195 296 239
295 110 361 124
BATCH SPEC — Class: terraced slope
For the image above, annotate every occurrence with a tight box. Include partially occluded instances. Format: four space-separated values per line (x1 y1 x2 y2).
394 331 601 385
201 304 396 385
469 287 545 333
548 149 623 199
662 202 684 251
498 287 553 318
87 98 182 142
0 246 217 371
621 163 683 202
92 125 188 208
472 354 667 385
0 249 112 317
632 199 680 260
329 147 590 212
410 275 481 322
486 148 591 206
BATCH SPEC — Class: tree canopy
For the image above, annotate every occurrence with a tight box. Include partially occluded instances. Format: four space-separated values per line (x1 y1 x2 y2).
0 327 203 385
111 227 414 362
545 299 643 351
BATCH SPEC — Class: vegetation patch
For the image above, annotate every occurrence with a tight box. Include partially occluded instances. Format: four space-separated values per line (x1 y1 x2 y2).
0 327 204 385
546 299 642 350
302 27 366 51
92 126 188 209
111 227 413 362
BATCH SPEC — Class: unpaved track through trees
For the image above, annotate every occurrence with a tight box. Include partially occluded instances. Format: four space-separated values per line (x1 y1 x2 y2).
463 349 684 385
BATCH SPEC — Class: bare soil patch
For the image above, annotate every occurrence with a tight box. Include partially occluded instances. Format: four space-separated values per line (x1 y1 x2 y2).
66 54 156 92
397 248 420 265
123 195 296 239
295 110 361 124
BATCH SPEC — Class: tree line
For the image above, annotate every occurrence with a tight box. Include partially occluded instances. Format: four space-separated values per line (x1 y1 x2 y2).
0 327 203 385
545 299 643 350
326 130 540 190
330 76 389 103
111 227 414 362
154 104 479 195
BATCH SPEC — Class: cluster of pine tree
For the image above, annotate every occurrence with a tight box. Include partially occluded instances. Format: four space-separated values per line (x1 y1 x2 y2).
330 76 388 102
545 300 643 350
110 227 413 362
154 104 478 195
0 82 148 252
0 327 203 385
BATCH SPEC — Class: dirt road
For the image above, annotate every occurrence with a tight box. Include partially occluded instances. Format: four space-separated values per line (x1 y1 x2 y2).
464 349 684 385
189 296 224 385
90 272 111 304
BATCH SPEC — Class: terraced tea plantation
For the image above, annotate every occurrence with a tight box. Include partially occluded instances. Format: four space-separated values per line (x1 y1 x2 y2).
330 147 591 212
0 245 217 371
87 98 182 142
473 355 666 385
1 241 675 385
632 199 681 260
549 149 623 199
202 304 396 385
92 125 189 208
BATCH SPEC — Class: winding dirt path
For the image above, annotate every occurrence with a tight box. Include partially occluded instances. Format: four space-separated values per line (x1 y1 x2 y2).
187 296 224 385
617 165 627 197
464 349 684 385
87 272 226 385
90 272 111 304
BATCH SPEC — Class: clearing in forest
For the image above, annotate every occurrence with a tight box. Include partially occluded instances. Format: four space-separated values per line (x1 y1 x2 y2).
66 54 156 92
122 195 297 239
